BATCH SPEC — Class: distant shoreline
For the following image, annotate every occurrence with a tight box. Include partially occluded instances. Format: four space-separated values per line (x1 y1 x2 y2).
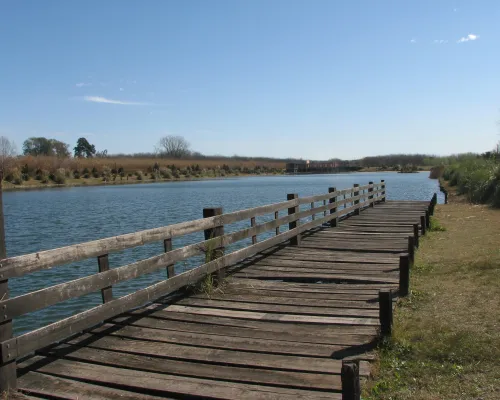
2 173 277 192
3 170 430 192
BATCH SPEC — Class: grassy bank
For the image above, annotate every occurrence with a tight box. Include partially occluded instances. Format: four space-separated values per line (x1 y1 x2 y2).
3 155 285 190
441 158 500 206
365 184 500 399
2 171 281 191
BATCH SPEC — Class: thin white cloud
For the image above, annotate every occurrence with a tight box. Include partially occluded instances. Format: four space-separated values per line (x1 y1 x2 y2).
119 88 124 91
410 39 417 44
457 34 479 43
76 82 92 88
454 8 458 12
83 96 151 106
433 39 448 44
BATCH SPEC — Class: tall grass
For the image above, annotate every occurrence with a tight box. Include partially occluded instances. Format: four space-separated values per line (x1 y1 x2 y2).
443 158 500 207
4 155 285 186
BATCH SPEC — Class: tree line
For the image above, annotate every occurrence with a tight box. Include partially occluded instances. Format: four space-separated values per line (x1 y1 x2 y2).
21 137 102 158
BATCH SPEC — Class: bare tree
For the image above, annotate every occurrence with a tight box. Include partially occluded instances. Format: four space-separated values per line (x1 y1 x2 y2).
156 135 191 158
0 136 17 179
0 136 17 259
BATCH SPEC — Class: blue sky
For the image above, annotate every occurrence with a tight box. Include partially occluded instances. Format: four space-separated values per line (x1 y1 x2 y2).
1 0 499 159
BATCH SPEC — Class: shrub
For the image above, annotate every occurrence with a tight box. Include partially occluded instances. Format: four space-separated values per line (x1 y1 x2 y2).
102 166 112 181
443 159 500 207
91 167 99 178
135 170 144 180
36 169 50 183
160 167 172 179
51 168 66 184
5 168 23 185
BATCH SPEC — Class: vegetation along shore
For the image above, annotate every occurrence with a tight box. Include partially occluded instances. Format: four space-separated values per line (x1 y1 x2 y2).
0 134 468 191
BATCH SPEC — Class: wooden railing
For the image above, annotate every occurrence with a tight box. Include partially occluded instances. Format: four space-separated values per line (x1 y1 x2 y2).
0 181 386 390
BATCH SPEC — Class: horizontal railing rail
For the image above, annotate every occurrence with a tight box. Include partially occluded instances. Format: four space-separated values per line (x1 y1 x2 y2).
0 180 387 390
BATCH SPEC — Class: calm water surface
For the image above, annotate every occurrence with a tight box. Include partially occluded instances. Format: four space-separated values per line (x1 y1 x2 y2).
5 172 442 333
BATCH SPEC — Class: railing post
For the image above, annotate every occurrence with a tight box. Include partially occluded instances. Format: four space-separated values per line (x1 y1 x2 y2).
420 215 426 236
287 194 300 246
413 223 419 248
430 193 438 214
408 236 415 265
274 211 280 236
425 210 431 229
323 199 327 217
329 187 338 227
164 238 175 278
250 217 257 244
203 207 225 283
353 184 360 216
381 180 386 202
368 181 374 207
399 254 410 296
97 254 113 303
341 359 360 400
311 202 315 221
379 289 393 337
0 278 16 392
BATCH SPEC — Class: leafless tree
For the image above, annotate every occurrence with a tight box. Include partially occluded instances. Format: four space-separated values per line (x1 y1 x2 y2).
156 135 191 158
0 136 17 182
0 136 17 259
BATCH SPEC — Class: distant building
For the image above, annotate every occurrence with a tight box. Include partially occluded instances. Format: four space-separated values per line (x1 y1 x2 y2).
285 159 360 174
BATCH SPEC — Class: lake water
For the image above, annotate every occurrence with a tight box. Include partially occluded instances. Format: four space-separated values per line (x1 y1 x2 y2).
4 172 442 334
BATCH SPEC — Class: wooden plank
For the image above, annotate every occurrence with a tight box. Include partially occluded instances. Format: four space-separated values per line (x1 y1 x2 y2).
221 287 381 300
268 250 399 264
244 261 398 273
232 272 397 284
39 344 344 391
188 294 379 309
165 305 380 326
112 315 378 345
88 323 372 358
18 371 168 400
128 308 379 336
244 265 398 277
175 298 379 318
227 277 396 292
18 357 341 400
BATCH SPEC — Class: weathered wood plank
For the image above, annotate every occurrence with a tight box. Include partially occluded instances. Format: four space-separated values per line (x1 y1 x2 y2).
86 323 371 358
40 344 343 391
18 371 168 400
175 298 379 318
188 293 379 309
18 357 341 399
129 307 379 336
165 305 380 325
111 315 378 345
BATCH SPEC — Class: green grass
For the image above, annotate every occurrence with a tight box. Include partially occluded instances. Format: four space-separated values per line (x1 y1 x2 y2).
429 216 446 231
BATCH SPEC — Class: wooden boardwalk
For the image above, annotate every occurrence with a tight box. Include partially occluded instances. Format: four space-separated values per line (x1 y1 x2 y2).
15 199 431 399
